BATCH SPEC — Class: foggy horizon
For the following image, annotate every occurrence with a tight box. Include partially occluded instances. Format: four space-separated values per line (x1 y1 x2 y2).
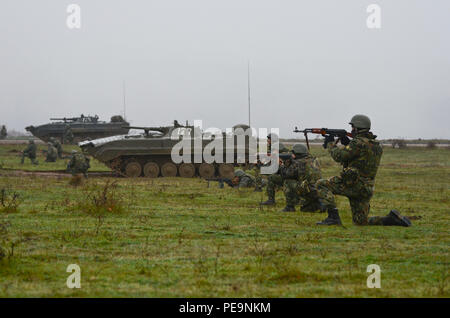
1 0 449 139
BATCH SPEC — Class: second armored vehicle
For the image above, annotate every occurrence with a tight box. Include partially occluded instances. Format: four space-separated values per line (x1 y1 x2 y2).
26 114 130 144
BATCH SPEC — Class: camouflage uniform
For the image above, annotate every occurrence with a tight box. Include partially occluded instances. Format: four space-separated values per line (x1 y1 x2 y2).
316 130 386 225
63 126 74 144
234 170 267 188
266 174 284 201
50 137 63 158
246 165 264 191
237 173 255 188
45 143 58 162
282 154 323 211
0 125 6 139
21 140 38 165
67 151 90 177
264 140 290 199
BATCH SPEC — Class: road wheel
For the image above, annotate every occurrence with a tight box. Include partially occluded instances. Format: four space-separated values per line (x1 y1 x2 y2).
109 159 122 172
125 161 142 177
161 162 177 177
143 162 159 178
198 163 215 178
218 163 234 179
179 163 196 178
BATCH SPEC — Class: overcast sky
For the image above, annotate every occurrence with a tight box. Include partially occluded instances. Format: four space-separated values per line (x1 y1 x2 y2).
0 0 449 139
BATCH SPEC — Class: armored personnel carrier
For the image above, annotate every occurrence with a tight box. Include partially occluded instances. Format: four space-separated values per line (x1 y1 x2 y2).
79 121 253 178
25 115 130 144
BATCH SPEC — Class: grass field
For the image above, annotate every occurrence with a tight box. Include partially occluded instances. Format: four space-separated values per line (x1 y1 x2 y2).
0 143 448 297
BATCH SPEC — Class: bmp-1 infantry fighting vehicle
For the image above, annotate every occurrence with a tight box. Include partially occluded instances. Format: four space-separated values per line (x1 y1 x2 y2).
79 121 254 178
25 115 130 144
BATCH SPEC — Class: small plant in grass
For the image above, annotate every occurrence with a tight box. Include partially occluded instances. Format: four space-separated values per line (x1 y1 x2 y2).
76 180 125 235
0 188 21 213
78 180 124 215
0 219 13 262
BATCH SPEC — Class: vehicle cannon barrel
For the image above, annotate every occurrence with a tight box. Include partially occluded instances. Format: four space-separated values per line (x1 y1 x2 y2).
50 117 79 122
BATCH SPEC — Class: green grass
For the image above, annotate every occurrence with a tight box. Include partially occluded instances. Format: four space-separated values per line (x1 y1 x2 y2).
0 146 448 297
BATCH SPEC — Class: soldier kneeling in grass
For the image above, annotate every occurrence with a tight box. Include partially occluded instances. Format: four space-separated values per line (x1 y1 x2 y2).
67 150 90 178
45 142 58 162
315 114 411 227
21 140 39 165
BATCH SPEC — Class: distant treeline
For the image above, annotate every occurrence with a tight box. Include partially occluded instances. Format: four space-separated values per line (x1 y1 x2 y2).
281 138 450 144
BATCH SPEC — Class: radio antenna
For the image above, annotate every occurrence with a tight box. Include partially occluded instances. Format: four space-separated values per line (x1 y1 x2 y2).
247 60 251 127
123 80 127 120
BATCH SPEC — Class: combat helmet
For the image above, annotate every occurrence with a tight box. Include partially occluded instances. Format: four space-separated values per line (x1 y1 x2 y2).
349 114 371 129
291 143 308 156
234 169 245 177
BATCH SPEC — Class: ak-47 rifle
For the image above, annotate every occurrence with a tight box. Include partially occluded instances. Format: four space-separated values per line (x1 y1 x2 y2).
293 127 353 149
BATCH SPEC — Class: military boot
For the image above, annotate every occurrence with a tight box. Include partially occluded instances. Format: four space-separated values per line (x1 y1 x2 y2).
316 208 342 225
281 206 295 212
383 210 411 227
261 199 275 206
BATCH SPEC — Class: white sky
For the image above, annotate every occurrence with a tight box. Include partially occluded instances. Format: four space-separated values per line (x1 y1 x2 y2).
0 0 449 139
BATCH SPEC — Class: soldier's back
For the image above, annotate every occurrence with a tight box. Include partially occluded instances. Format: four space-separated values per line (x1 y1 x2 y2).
349 133 382 179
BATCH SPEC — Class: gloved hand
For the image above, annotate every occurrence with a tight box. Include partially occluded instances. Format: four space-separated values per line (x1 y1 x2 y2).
323 135 335 149
340 135 350 146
